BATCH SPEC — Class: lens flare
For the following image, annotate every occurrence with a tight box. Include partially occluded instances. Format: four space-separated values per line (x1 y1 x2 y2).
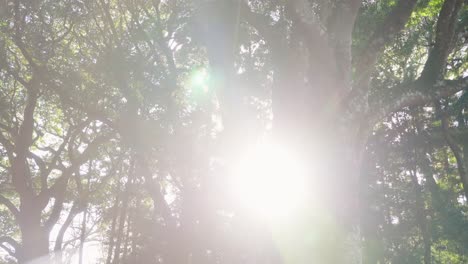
190 68 210 93
231 143 308 220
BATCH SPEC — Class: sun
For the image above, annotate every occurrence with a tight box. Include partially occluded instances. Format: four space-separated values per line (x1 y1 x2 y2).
231 142 309 220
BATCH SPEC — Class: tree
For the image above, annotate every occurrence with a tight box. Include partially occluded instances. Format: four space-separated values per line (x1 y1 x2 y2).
0 0 467 263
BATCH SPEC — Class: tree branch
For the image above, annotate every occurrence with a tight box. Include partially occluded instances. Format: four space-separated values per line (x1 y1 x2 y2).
12 0 39 69
440 109 468 199
42 133 112 231
354 0 418 88
27 151 48 191
0 236 19 258
286 0 335 69
35 125 77 196
0 194 19 219
420 0 464 83
327 0 361 89
0 131 15 162
54 202 83 252
240 1 277 44
373 77 468 121
43 180 69 232
11 87 38 198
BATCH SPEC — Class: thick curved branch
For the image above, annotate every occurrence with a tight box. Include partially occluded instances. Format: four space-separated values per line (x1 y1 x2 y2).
373 77 468 121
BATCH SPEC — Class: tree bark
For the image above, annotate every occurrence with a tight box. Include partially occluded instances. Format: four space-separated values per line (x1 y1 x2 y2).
79 206 88 264
113 177 131 264
17 209 49 263
410 169 432 264
106 183 121 264
53 202 82 264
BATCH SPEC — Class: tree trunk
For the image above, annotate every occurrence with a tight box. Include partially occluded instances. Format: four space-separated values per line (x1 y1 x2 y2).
17 209 49 263
106 183 121 264
410 170 432 264
113 159 134 264
121 209 131 263
79 207 88 264
130 199 139 263
199 1 365 262
19 230 49 264
270 35 364 264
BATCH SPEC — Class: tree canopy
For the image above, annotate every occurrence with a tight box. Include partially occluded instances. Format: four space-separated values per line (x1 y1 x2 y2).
0 0 467 263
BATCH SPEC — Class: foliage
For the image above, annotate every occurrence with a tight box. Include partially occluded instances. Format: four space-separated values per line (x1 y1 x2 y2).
0 0 467 263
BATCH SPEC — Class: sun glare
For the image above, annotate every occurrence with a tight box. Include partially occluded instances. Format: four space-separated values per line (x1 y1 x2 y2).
231 143 309 220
